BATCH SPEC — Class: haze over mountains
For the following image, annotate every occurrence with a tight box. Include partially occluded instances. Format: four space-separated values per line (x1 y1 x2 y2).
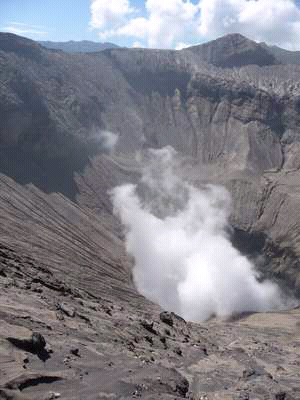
38 36 300 64
39 40 120 53
0 31 300 399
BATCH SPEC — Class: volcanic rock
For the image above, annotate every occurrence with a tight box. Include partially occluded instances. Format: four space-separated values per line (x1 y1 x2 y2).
275 392 287 400
175 375 189 396
31 332 46 352
160 311 174 326
140 320 157 334
57 303 76 318
70 348 80 357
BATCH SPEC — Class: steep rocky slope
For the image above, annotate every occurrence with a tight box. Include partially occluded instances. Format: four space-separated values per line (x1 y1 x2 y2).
1 32 300 289
1 32 300 287
0 174 299 399
185 33 277 67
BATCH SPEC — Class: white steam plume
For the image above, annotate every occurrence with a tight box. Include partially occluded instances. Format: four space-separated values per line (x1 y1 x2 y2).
89 129 119 151
111 146 283 321
99 130 119 150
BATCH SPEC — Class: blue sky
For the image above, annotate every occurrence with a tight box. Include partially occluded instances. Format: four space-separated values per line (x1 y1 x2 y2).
0 0 100 42
2 0 300 49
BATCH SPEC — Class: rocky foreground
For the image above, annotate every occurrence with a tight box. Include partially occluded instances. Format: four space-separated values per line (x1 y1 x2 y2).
0 174 299 400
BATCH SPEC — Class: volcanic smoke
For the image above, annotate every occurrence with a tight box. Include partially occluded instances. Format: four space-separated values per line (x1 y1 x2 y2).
111 146 283 321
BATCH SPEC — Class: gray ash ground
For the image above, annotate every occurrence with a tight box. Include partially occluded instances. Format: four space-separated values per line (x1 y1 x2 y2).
0 243 299 400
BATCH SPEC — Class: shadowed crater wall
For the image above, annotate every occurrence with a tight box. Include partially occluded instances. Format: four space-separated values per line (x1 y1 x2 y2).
1 32 300 295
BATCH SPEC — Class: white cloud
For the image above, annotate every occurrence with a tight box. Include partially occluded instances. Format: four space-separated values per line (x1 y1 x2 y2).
175 42 193 50
99 16 147 40
132 40 144 48
145 0 201 48
90 0 135 30
90 0 300 50
2 22 48 37
90 0 200 48
198 0 300 50
8 22 47 29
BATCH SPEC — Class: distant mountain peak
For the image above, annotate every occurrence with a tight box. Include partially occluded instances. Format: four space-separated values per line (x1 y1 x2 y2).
0 32 42 49
184 33 277 68
0 32 43 61
39 40 120 53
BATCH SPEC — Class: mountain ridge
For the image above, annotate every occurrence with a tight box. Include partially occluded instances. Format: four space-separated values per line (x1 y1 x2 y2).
39 39 120 53
183 33 278 67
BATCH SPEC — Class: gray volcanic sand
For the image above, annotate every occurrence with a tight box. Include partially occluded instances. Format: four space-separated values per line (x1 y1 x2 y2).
0 174 299 400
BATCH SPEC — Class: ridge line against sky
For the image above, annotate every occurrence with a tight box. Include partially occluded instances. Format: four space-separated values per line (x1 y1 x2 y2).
2 0 300 50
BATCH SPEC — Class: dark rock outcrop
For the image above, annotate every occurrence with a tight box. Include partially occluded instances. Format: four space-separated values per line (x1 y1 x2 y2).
159 311 174 326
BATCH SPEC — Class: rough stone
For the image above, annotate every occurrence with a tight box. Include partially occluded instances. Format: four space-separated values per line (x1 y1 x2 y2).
160 312 174 327
275 392 286 400
31 332 46 352
58 303 76 318
175 376 189 397
140 320 157 334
